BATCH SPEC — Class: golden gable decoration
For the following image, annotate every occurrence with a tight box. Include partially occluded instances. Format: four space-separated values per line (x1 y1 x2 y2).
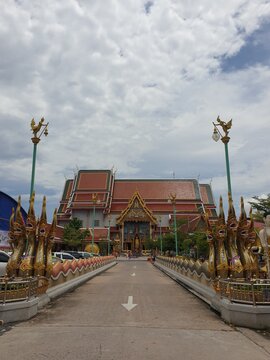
116 191 157 225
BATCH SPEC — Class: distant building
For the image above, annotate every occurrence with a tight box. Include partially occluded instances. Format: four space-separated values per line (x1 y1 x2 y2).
57 170 217 254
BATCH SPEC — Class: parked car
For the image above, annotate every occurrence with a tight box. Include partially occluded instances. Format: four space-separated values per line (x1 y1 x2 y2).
77 251 93 259
0 250 10 276
64 250 84 259
52 256 63 263
52 252 76 261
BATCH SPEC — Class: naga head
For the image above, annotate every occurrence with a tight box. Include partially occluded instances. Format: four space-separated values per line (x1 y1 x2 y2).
227 193 238 236
38 196 48 241
26 192 37 237
216 196 226 242
238 197 249 242
47 208 57 245
203 212 214 245
14 196 26 240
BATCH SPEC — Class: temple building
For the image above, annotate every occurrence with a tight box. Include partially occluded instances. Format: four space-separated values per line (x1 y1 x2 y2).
57 170 217 254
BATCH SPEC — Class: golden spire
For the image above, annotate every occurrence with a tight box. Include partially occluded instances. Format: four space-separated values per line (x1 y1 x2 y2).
9 207 15 229
238 196 247 227
217 196 225 225
15 196 25 226
227 193 236 223
28 191 36 218
40 196 47 223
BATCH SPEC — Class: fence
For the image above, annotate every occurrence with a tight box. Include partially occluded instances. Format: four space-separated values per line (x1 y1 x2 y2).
0 277 38 304
218 279 270 305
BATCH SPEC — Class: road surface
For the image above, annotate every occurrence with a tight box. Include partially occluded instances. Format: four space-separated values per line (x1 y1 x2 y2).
1 260 270 359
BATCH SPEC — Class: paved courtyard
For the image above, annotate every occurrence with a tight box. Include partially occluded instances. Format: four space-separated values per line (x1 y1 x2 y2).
1 261 270 360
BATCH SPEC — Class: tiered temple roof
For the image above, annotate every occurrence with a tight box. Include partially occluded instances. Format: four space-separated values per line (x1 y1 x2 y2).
57 170 217 224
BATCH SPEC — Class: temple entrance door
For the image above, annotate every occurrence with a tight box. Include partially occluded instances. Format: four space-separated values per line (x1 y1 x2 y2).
124 221 150 255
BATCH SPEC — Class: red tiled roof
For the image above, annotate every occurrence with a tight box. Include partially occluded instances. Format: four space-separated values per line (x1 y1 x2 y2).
74 193 107 202
200 185 209 204
75 170 111 191
199 184 215 205
84 227 109 241
113 180 199 200
57 171 218 221
66 180 73 199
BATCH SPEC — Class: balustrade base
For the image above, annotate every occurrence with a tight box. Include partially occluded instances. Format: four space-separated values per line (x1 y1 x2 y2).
0 297 38 324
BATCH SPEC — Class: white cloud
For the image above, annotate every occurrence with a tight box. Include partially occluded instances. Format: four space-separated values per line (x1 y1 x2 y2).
1 0 270 219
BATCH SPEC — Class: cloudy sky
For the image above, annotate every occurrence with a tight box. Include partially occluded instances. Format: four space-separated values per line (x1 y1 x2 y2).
1 0 270 220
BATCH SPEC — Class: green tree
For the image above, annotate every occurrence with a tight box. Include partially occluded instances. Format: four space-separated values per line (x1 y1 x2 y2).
98 240 109 255
63 218 90 250
182 238 192 256
249 194 270 221
144 238 160 251
188 232 208 259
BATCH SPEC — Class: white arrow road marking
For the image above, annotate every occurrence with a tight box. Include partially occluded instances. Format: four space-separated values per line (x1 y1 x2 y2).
121 296 137 311
131 273 136 277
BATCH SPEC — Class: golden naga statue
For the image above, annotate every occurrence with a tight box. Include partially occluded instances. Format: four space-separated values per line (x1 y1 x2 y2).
226 194 244 278
214 197 229 278
236 197 254 278
34 196 48 276
204 213 216 279
6 195 56 279
247 208 261 277
19 192 37 277
45 209 57 277
200 195 263 280
6 197 27 277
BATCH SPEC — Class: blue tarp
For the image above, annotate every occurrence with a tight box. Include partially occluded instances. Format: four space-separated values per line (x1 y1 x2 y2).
0 191 27 231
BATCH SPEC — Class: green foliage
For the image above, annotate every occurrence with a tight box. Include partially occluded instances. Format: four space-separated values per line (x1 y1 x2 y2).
182 238 193 254
189 232 209 259
144 238 159 250
63 218 90 250
99 240 109 256
249 194 270 221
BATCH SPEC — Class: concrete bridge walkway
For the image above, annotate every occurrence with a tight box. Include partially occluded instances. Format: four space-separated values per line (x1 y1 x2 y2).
1 260 270 360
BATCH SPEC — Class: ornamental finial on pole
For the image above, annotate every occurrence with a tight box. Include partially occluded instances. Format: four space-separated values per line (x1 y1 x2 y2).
212 116 232 144
31 117 49 143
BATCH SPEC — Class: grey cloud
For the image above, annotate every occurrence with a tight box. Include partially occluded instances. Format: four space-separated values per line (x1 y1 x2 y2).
1 1 270 220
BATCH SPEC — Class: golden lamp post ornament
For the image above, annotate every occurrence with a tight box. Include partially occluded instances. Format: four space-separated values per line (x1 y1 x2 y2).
30 118 49 198
212 116 233 196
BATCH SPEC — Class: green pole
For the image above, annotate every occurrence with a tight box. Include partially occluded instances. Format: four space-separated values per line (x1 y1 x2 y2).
30 142 38 197
224 142 232 195
173 204 178 256
108 219 111 255
92 204 95 253
159 220 163 255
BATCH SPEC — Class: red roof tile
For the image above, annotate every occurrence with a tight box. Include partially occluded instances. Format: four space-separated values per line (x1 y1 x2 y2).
113 180 198 200
76 170 111 191
84 227 109 241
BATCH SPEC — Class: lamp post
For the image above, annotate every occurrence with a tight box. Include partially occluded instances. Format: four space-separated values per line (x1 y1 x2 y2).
91 193 100 253
158 216 163 255
212 116 232 195
168 193 178 256
107 215 111 255
30 118 48 198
